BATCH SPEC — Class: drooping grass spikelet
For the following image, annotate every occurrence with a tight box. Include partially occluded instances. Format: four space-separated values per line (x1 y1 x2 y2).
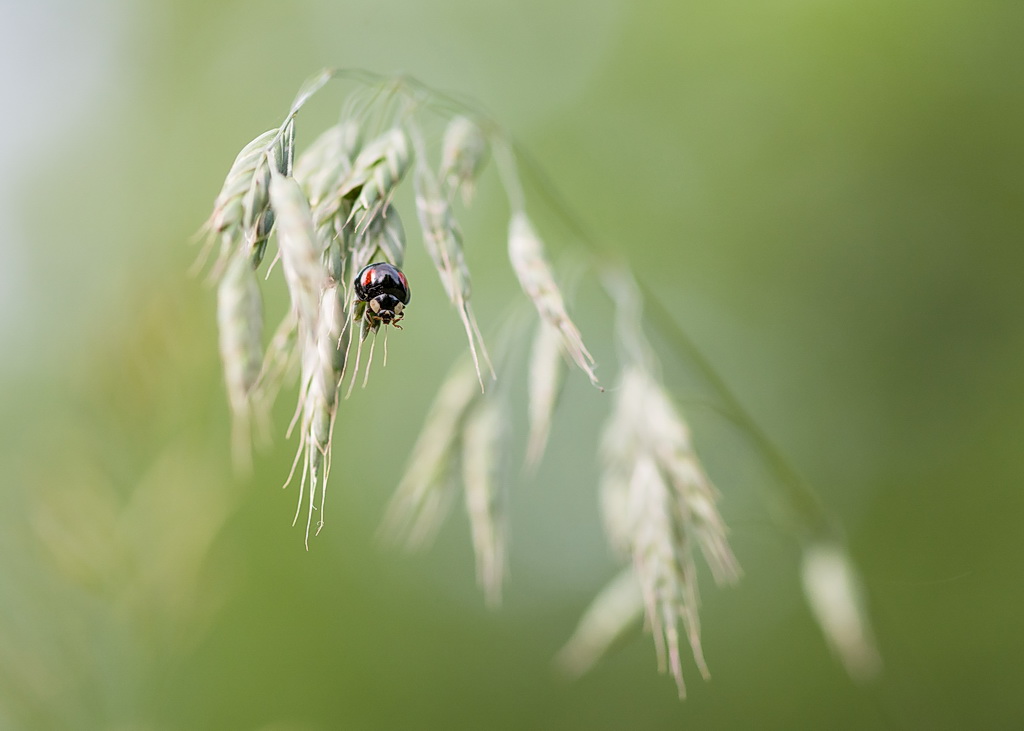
268 168 325 341
294 120 362 211
508 212 600 389
461 399 507 606
201 129 277 272
556 569 644 678
343 128 411 233
525 319 565 468
413 162 492 386
292 280 348 548
801 541 882 681
379 357 481 548
216 252 264 471
200 70 325 273
412 164 468 300
205 129 277 234
638 372 739 583
351 204 407 278
295 121 362 271
247 120 296 262
440 115 488 205
600 377 696 697
594 268 740 697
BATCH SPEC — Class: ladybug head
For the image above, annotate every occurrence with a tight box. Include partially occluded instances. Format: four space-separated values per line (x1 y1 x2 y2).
366 293 406 327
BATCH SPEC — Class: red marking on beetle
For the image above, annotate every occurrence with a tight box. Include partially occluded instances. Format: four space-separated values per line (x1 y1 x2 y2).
363 270 375 288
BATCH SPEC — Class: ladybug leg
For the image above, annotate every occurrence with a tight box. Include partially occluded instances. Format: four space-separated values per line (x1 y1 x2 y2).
361 310 380 332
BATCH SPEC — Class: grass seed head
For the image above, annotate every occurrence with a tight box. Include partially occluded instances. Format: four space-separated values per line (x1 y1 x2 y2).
294 120 362 208
203 123 295 272
461 399 507 607
268 169 326 340
413 163 492 386
555 569 644 678
380 357 481 548
343 127 411 233
440 115 488 205
295 121 363 259
644 376 740 586
801 542 882 682
216 252 264 470
289 282 349 548
508 212 599 388
625 454 701 695
351 204 407 276
596 264 741 696
207 129 279 237
526 319 566 468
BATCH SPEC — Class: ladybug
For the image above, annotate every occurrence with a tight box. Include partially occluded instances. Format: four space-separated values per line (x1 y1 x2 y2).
354 262 411 328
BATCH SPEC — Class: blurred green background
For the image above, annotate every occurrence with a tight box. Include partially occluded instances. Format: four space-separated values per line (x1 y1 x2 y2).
2 0 1023 728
